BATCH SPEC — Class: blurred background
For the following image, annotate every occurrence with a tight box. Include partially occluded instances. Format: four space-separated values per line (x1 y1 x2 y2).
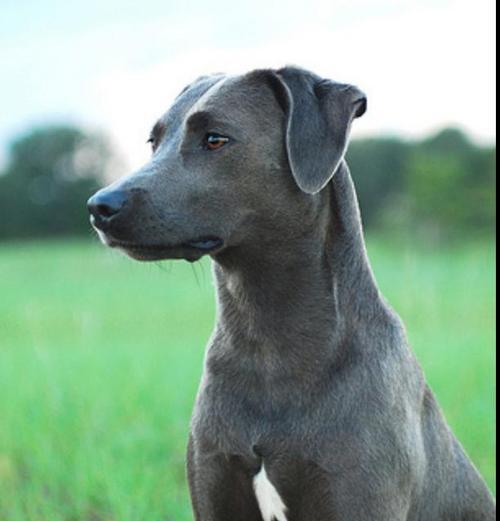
0 1 495 520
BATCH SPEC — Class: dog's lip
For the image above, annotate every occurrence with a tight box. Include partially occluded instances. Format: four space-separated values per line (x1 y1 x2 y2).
108 236 224 257
184 237 224 251
90 214 109 231
90 215 225 256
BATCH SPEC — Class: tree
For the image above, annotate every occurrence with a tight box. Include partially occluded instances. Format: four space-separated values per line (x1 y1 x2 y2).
406 129 496 236
347 128 496 238
0 125 119 239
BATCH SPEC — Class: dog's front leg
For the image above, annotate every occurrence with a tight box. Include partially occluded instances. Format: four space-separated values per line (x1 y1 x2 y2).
187 436 263 521
326 482 411 521
333 504 409 521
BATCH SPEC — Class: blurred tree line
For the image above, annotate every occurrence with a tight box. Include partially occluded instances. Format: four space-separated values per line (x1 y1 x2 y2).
348 128 496 239
0 126 120 240
0 125 495 241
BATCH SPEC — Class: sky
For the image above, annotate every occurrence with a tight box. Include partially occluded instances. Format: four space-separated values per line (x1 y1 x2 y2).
0 0 496 173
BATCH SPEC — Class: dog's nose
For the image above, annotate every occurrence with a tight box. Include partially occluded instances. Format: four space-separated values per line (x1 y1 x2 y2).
87 190 128 223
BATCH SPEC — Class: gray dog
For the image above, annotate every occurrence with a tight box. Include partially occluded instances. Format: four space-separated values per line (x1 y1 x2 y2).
88 66 495 521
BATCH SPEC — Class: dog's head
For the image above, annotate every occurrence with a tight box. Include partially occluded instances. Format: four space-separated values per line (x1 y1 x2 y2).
88 67 366 262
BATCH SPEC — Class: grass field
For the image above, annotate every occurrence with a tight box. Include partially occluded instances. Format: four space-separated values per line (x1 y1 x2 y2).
0 237 495 520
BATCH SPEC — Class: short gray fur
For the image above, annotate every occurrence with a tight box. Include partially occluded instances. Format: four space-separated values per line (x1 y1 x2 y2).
88 66 496 521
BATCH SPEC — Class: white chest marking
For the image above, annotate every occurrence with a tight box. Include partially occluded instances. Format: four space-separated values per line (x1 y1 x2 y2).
253 464 288 521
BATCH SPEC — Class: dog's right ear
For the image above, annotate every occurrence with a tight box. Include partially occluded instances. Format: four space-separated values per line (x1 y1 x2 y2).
267 67 367 194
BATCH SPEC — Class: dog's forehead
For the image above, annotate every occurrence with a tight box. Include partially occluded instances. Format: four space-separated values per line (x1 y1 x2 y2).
192 73 278 116
157 74 226 127
160 72 276 127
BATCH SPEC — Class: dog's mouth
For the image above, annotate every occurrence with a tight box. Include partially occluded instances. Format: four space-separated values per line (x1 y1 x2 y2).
90 216 224 262
106 236 224 262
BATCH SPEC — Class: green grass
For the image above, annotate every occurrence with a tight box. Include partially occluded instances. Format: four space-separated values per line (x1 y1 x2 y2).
0 237 495 520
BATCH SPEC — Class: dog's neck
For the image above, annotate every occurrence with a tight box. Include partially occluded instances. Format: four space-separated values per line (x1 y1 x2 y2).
212 163 385 368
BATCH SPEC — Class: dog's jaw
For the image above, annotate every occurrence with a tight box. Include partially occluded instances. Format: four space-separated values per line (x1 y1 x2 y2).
93 227 224 263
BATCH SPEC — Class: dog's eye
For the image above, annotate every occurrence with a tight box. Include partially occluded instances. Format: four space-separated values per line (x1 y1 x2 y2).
205 133 230 151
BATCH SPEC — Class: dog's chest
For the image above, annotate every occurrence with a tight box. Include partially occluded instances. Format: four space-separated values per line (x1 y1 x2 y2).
193 360 338 463
194 384 311 458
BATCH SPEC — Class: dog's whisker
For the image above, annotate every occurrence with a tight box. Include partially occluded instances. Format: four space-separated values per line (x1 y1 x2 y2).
191 262 201 288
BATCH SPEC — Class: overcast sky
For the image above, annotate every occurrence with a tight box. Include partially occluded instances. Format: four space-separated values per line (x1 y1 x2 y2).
0 0 496 172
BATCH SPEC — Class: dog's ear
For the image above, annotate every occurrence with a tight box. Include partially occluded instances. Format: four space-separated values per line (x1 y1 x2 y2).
273 67 367 194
